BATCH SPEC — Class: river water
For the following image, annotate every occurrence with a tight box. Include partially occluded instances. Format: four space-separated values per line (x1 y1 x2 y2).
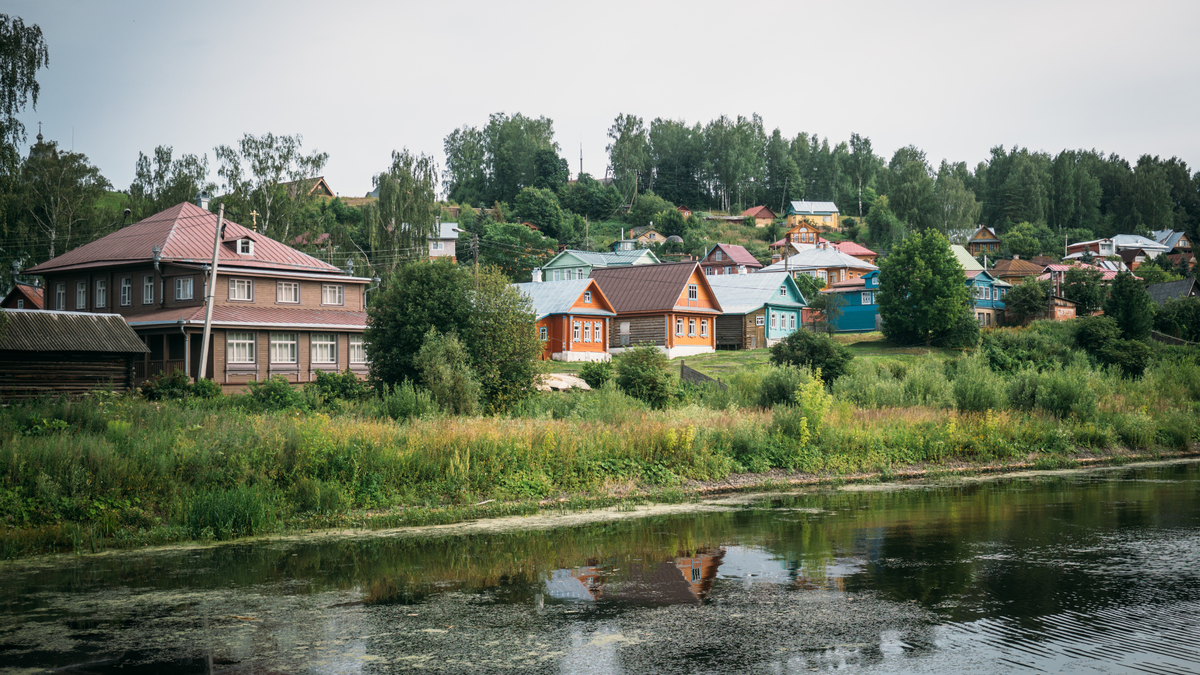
2 461 1199 674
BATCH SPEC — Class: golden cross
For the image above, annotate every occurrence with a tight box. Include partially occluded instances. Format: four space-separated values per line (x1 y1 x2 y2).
249 210 260 230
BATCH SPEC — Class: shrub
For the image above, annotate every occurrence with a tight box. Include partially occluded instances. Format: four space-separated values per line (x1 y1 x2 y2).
769 330 854 383
578 360 613 388
413 329 481 415
570 381 649 424
191 378 222 399
377 381 437 421
982 328 1076 372
1007 366 1097 420
1096 339 1152 378
614 345 676 409
309 369 369 401
950 354 1005 412
935 307 981 349
901 359 953 408
141 369 195 401
1075 315 1121 353
247 375 307 411
185 486 279 541
758 366 812 408
833 361 905 408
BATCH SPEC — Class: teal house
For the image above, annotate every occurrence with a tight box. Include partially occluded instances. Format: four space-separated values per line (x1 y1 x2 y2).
707 272 808 349
820 270 881 332
539 249 660 282
967 270 1009 327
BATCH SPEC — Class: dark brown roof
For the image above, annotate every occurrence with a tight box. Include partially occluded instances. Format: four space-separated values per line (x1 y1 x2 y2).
0 310 149 353
25 202 344 276
589 262 721 314
991 257 1045 277
740 205 776 219
124 305 367 329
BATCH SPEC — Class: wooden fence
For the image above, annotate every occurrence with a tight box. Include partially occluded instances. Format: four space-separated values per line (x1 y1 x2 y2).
680 360 726 390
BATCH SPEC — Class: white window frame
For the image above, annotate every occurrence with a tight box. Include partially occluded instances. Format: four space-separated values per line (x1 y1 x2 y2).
705 267 714 276
575 269 585 280
120 277 132 306
688 284 698 301
431 240 444 251
277 281 300 304
593 322 602 344
94 279 107 308
676 318 684 336
143 275 154 305
789 313 796 329
175 277 194 301
227 331 256 364
349 335 367 364
583 322 592 343
270 333 298 364
817 270 827 283
229 278 253 302
700 320 708 338
539 326 548 341
322 284 344 306
55 283 65 310
724 266 731 275
237 238 254 255
572 321 581 342
862 292 872 305
688 318 697 337
16 299 23 309
311 333 337 365
756 315 765 326
76 281 86 309
780 286 787 297
583 291 591 304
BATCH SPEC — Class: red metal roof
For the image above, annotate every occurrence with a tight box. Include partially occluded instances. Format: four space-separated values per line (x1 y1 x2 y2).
123 305 367 329
832 241 876 257
1 283 43 309
704 243 762 268
740 205 775 219
26 202 344 276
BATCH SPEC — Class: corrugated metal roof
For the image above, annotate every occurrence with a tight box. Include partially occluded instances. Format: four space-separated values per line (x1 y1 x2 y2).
590 262 721 314
704 243 762 268
1146 278 1197 305
968 225 999 243
0 309 149 353
433 222 459 240
740 205 775 219
950 245 984 272
26 202 346 276
760 247 878 273
513 279 616 320
706 272 806 313
833 241 877 257
546 249 659 268
124 305 367 329
990 257 1045 277
1111 234 1170 251
787 201 839 215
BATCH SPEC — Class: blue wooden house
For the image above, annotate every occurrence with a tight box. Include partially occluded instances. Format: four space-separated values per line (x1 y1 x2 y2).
967 270 1009 327
707 272 807 349
820 270 881 332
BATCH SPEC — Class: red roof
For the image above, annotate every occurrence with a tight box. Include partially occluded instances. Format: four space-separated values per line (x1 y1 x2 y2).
703 243 762 268
292 232 332 246
832 241 876 257
2 283 44 309
26 202 344 276
124 304 367 329
740 205 776 219
1038 263 1127 282
824 277 866 291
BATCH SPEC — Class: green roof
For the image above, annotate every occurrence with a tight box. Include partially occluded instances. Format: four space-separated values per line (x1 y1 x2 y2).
950 245 984 272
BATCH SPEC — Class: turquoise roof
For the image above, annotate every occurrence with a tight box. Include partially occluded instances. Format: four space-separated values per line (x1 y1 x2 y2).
706 272 807 314
513 279 615 320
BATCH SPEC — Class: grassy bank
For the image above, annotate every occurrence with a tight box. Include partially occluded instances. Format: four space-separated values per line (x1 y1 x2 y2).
2 324 1198 559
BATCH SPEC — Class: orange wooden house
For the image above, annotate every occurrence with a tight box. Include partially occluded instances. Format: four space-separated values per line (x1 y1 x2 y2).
514 277 616 362
590 262 722 358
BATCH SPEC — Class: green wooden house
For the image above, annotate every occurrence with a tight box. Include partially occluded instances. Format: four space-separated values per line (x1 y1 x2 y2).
539 249 660 282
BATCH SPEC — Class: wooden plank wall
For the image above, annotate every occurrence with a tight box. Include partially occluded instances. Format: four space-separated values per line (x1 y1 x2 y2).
611 315 666 347
0 352 133 400
715 315 743 346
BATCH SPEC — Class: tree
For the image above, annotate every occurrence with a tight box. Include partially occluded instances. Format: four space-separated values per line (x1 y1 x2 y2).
0 14 49 162
808 292 846 334
478 221 556 281
362 149 440 276
413 328 481 415
513 187 564 239
614 344 676 409
442 125 487 205
877 230 972 346
214 132 328 241
1102 271 1154 341
933 162 981 235
606 113 650 201
557 172 622 222
1154 296 1200 342
653 207 688 238
885 146 937 232
865 195 904 246
847 133 879 219
1062 266 1105 315
532 148 568 192
764 128 800 214
1003 278 1051 324
21 138 111 259
464 267 544 412
129 145 214 220
627 191 674 229
768 330 854 383
1000 221 1056 259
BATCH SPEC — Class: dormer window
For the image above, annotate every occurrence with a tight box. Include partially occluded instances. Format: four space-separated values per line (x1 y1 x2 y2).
237 238 254 255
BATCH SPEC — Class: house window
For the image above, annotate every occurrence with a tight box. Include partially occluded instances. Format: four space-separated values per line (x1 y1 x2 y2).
700 320 708 338
862 292 872 305
688 318 696 337
270 333 297 364
756 315 765 326
431 240 444 251
175 277 194 301
322 284 344 306
771 312 777 329
594 322 602 343
789 313 796 329
822 216 831 222
227 332 256 363
237 238 254 255
688 284 698 301
780 286 787 297
143 276 154 304
817 270 827 283
539 326 547 341
583 322 592 343
676 318 684 336
552 270 561 281
573 321 581 342
349 335 367 364
715 250 723 261
76 281 86 309
986 313 992 327
724 266 731 275
55 283 65 310
983 287 991 301
311 333 336 364
705 267 714 275
977 312 984 325
120 278 132 306
278 281 300 303
584 291 591 304
575 269 585 280
16 299 23 309
229 278 253 301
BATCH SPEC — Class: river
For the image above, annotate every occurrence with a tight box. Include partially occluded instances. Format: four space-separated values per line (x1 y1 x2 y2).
2 460 1198 674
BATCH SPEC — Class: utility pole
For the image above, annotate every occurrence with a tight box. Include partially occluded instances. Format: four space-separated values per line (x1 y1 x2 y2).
472 232 480 291
198 202 225 383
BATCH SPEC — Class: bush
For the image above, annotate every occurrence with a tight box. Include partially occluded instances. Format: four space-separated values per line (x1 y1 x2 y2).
614 345 676 409
982 328 1076 372
413 329 481 415
901 359 953 408
309 369 369 401
758 366 813 408
950 354 1005 412
1096 339 1152 378
192 378 222 399
1007 366 1097 420
578 360 613 388
247 375 307 411
1075 315 1121 353
377 381 437 421
141 369 195 401
769 330 854 383
185 486 279 541
833 361 905 408
570 380 649 424
934 307 981 349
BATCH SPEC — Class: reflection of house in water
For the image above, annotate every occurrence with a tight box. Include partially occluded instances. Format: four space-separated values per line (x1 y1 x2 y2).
544 549 726 606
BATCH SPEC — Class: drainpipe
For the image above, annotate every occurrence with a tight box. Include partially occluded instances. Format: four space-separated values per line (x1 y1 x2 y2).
180 321 190 378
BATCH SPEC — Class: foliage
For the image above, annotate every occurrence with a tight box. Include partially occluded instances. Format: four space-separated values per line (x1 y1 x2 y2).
1074 315 1121 353
20 139 112 259
577 360 613 388
769 330 854 383
478 221 557 282
791 273 823 305
0 14 49 154
443 112 559 205
808 292 846 334
309 369 369 401
464 267 544 412
1008 366 1098 420
413 329 481 415
1004 278 1052 324
982 326 1078 372
141 370 221 401
376 381 437 421
556 173 623 221
950 354 1006 412
1062 266 1106 315
1154 296 1200 342
758 366 812 408
213 132 328 243
1000 221 1056 258
513 187 566 239
627 191 675 229
128 145 215 221
1103 271 1155 340
877 230 971 346
1096 339 1152 378
936 307 982 349
361 149 440 275
614 344 676 409
247 375 307 411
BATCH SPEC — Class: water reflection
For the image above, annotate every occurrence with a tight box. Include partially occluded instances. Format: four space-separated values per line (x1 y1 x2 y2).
1 462 1198 673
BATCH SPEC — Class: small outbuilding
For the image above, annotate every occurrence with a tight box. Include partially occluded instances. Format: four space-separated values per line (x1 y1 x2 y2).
0 309 150 400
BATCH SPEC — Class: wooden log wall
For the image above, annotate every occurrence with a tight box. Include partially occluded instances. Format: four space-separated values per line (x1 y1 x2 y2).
0 352 134 401
611 316 666 347
715 315 743 347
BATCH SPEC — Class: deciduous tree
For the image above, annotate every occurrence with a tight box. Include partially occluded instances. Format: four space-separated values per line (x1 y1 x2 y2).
1102 271 1154 340
877 230 971 346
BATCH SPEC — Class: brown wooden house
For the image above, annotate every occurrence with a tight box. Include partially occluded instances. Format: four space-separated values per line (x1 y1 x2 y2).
0 309 149 400
23 201 371 391
0 282 43 309
589 262 722 358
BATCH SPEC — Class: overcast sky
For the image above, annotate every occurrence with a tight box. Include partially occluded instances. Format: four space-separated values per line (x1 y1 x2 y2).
9 0 1200 199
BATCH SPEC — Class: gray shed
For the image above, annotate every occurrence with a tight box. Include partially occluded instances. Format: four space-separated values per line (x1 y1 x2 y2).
0 309 149 400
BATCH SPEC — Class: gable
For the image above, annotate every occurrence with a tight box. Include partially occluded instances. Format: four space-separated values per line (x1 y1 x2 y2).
675 268 720 310
543 251 587 269
569 279 616 314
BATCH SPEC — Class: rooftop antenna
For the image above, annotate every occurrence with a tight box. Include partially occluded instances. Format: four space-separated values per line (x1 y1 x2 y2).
579 142 583 179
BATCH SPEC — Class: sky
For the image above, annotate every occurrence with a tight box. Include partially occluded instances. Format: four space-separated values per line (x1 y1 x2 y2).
9 0 1200 199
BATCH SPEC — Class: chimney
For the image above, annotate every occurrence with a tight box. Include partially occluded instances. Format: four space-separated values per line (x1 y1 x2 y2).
532 267 542 283
1013 254 1019 260
772 253 782 264
196 191 211 210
